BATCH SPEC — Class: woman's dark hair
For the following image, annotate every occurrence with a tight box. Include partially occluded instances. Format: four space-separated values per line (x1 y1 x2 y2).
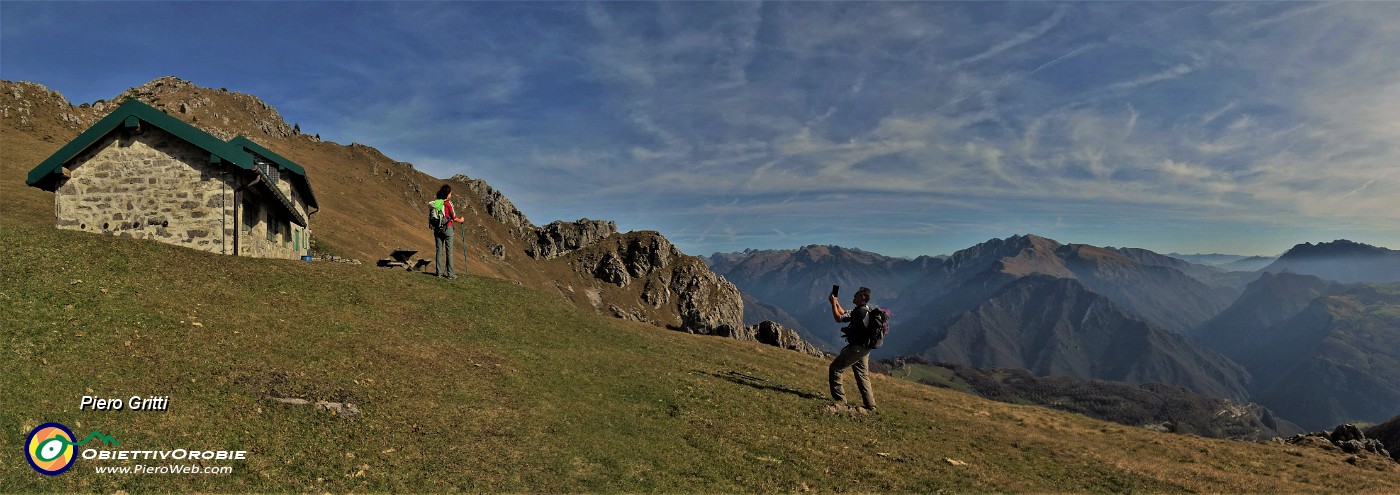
436 184 452 200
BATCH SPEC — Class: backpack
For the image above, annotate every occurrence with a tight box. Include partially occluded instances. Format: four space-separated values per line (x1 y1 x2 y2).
843 305 891 349
866 307 890 349
428 200 449 234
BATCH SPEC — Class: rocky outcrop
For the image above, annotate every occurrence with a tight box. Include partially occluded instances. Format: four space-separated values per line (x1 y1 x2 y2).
1286 424 1393 461
455 170 740 337
643 236 742 335
568 232 743 336
1329 424 1393 458
717 321 825 357
2 77 296 141
596 251 630 286
111 76 296 140
1 80 109 137
453 174 617 261
453 174 534 235
529 219 617 260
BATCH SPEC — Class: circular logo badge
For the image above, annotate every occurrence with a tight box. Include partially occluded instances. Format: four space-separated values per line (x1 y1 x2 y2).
25 422 77 476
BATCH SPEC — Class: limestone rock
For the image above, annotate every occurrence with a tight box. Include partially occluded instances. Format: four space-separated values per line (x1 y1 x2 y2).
1286 424 1393 461
1331 424 1391 457
454 175 534 233
718 320 825 358
596 251 630 286
666 251 743 335
528 219 617 260
567 231 743 336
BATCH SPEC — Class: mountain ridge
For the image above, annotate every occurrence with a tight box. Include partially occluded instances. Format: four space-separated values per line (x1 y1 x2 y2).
892 234 1235 339
908 274 1251 400
1261 239 1400 284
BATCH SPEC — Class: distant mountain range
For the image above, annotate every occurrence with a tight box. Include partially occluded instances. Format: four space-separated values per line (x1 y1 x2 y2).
906 274 1249 400
1218 256 1278 272
888 235 1249 399
891 235 1239 336
1196 272 1400 430
1168 253 1256 266
1168 252 1280 271
1259 239 1400 284
713 235 1250 399
714 235 1400 429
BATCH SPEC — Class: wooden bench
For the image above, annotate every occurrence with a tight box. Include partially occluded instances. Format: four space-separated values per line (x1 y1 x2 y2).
377 249 430 272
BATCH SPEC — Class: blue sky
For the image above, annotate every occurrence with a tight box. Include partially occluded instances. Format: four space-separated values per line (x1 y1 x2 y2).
3 1 1398 258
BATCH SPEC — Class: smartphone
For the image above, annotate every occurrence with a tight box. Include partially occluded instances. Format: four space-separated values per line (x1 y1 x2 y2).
831 285 840 297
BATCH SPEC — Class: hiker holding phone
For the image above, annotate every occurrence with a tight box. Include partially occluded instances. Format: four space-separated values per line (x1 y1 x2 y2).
828 286 878 411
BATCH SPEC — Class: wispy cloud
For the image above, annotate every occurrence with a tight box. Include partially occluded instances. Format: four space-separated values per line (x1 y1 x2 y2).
950 5 1069 69
1103 61 1201 92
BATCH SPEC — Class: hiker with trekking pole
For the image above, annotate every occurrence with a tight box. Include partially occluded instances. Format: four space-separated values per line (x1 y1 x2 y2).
429 184 466 279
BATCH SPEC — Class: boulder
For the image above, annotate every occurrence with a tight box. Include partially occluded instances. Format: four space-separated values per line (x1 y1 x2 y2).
1330 424 1391 457
720 321 825 358
1286 424 1394 462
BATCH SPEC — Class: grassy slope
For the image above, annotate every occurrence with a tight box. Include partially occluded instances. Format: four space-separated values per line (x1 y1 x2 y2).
4 224 1399 493
0 127 59 229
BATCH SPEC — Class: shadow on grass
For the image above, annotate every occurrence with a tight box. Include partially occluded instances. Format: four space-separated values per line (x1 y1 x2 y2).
707 370 824 400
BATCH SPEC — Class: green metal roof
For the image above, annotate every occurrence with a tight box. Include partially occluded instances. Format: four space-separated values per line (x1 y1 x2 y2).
26 99 253 188
228 136 304 176
228 136 319 209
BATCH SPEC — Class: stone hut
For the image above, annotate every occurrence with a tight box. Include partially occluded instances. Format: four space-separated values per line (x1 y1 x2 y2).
25 99 318 259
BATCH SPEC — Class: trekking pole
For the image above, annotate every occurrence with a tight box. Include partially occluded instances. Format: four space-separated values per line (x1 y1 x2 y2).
460 222 468 276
